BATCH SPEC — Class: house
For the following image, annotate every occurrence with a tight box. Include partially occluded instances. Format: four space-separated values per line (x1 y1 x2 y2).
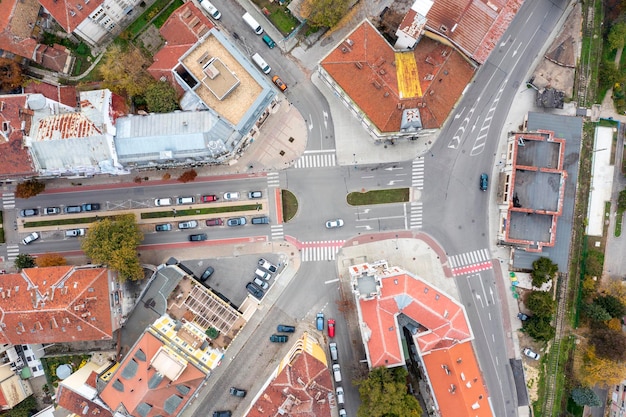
0 94 37 180
0 265 122 345
351 260 492 417
0 360 33 410
0 343 46 378
56 357 115 417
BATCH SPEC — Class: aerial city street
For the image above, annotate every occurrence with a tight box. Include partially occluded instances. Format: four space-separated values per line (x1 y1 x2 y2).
1 0 624 416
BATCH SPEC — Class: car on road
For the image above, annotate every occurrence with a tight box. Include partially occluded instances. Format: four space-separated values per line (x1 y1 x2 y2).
20 208 39 217
201 195 219 202
258 258 277 273
332 363 342 382
480 173 488 191
227 217 246 227
253 277 269 290
229 387 247 397
336 387 344 404
212 412 231 417
178 220 198 229
339 409 347 417
223 192 240 201
329 342 338 361
155 223 172 232
316 313 324 331
43 207 60 215
328 319 335 338
325 219 344 229
65 229 86 237
523 347 540 360
189 233 207 241
205 218 224 226
176 197 195 205
200 266 214 281
64 205 82 214
248 191 262 199
251 216 269 224
270 334 288 343
82 203 100 211
262 34 275 48
272 75 287 91
517 312 529 321
154 198 172 206
277 324 295 333
21 232 39 245
246 282 264 300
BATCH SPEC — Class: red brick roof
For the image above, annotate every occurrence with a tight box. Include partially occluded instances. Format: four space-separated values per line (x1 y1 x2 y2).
33 44 71 73
0 0 39 63
38 0 100 33
247 350 333 417
24 82 78 108
0 266 114 344
0 94 36 178
100 332 206 417
320 20 474 133
57 385 113 417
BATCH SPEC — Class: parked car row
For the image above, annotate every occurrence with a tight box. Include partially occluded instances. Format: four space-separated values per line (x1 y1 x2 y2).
270 323 295 343
154 191 262 207
245 258 278 300
19 203 100 217
155 215 269 233
327 340 346 413
21 227 87 245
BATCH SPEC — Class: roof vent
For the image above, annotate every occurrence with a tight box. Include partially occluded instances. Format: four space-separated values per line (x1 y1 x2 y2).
77 4 82 10
345 38 354 47
341 47 349 53
354 62 363 69
372 80 381 89
70 10 76 16
379 69 385 75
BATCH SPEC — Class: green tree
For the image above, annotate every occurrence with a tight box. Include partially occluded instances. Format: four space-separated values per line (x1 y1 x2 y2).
583 302 611 323
145 81 179 113
590 326 626 361
356 367 422 417
14 253 35 270
523 315 556 342
608 22 626 52
0 395 37 417
525 291 555 318
594 294 625 318
571 387 602 407
531 257 558 287
585 250 604 277
301 0 350 28
15 179 45 198
81 214 144 281
618 189 626 212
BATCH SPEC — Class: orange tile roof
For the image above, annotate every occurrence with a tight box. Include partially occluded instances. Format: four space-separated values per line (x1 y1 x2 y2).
100 332 206 417
0 0 39 61
38 0 101 33
158 2 213 46
247 350 333 417
320 20 475 132
57 384 113 417
33 112 101 141
0 266 114 344
422 343 493 417
0 94 36 178
24 83 78 108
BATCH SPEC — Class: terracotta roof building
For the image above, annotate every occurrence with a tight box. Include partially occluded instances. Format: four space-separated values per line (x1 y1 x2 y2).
0 94 36 179
0 0 40 68
56 359 115 417
0 265 122 345
351 260 492 417
99 315 217 417
245 333 333 417
319 19 475 142
23 82 78 108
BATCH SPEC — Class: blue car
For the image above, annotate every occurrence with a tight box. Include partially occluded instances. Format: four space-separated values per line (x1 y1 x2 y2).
316 313 324 331
480 173 488 191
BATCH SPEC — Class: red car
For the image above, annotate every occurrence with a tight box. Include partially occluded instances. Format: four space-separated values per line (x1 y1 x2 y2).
327 319 335 338
202 195 219 202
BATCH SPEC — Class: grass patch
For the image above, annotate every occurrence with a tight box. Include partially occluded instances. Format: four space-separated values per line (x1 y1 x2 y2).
347 188 410 205
153 0 184 28
40 355 90 387
250 0 301 35
24 216 113 228
0 211 4 244
125 0 172 37
141 204 260 219
566 397 584 417
616 210 623 237
281 190 298 222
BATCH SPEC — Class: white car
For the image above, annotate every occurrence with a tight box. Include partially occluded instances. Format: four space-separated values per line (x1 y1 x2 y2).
223 192 240 201
325 219 344 229
154 198 172 206
21 232 39 245
258 258 277 273
523 347 540 360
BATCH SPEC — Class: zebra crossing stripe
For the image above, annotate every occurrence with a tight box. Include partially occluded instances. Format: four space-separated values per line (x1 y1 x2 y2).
2 193 15 209
267 173 280 187
449 248 492 269
6 245 19 261
294 152 337 169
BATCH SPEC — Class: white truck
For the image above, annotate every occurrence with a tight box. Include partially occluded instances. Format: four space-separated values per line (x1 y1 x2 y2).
243 12 263 35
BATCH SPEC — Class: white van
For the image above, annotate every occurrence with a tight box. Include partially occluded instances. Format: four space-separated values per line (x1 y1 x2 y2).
200 0 221 19
252 53 271 74
243 12 263 35
332 364 342 383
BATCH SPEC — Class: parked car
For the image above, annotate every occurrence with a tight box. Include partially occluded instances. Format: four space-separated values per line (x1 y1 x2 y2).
325 219 344 229
328 319 335 338
223 192 240 201
20 208 39 217
272 75 287 92
176 196 195 204
246 282 264 300
43 207 60 215
227 217 247 227
189 233 207 241
332 364 342 383
316 313 324 331
254 268 270 280
21 232 39 245
65 229 86 237
155 223 172 232
270 334 288 343
206 218 224 226
336 387 344 404
517 312 529 321
154 198 172 206
229 387 246 397
253 277 269 290
200 266 214 281
258 258 277 273
339 409 347 417
212 412 231 417
82 203 100 211
248 191 262 199
251 216 269 224
329 342 338 361
262 34 275 48
178 220 198 229
523 347 540 360
480 173 488 191
201 195 219 202
277 325 295 333
64 205 82 214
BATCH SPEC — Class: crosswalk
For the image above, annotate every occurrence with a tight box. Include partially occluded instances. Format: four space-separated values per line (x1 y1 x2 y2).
409 202 423 229
412 159 424 189
267 172 280 188
2 193 15 209
294 150 337 169
300 240 345 262
270 225 284 240
448 248 493 276
6 245 19 262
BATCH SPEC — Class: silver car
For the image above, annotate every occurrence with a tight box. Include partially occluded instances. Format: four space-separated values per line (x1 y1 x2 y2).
325 219 344 229
178 220 198 229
